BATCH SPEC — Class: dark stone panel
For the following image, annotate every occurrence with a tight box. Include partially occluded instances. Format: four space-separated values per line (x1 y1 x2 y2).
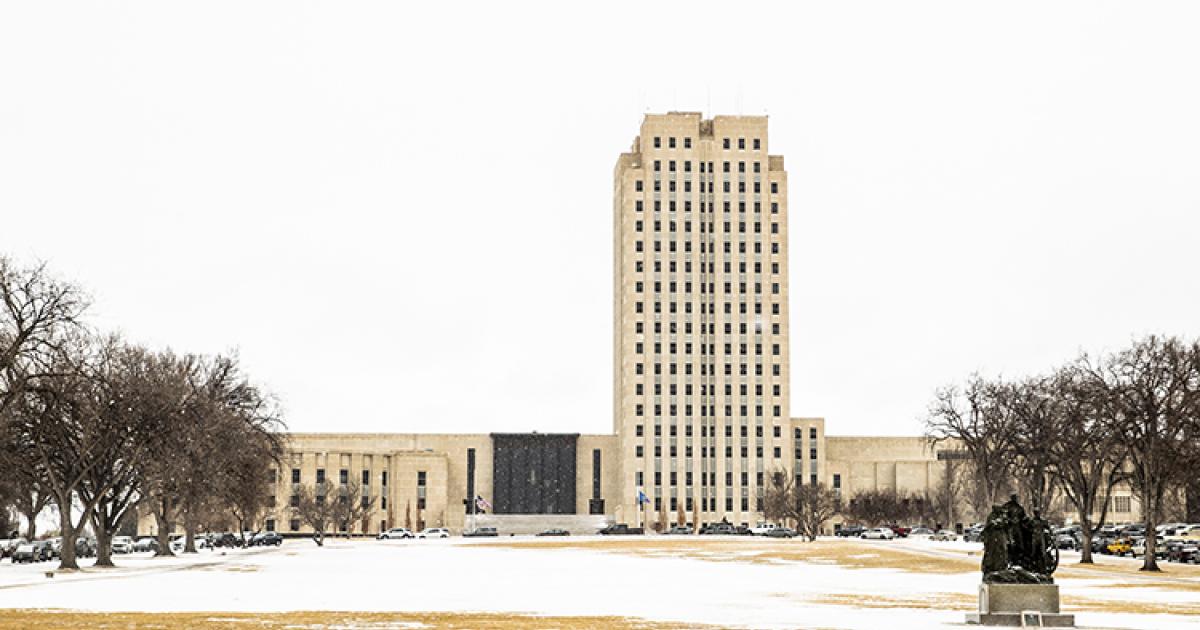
491 433 578 515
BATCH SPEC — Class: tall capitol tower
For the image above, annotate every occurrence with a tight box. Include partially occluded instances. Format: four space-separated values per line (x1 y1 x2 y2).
613 112 798 527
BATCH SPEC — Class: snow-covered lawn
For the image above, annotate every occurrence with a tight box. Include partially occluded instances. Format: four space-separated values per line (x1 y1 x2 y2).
0 536 1196 629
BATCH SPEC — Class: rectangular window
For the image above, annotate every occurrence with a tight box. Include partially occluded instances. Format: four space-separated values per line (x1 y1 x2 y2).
381 471 388 486
291 468 300 484
339 469 348 485
316 469 325 484
362 470 370 485
417 471 427 486
290 519 300 531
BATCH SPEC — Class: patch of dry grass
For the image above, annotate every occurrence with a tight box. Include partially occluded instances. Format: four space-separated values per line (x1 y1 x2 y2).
814 593 975 610
0 610 713 630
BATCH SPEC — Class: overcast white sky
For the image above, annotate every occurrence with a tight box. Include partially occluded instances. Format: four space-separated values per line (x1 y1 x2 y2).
2 2 1198 437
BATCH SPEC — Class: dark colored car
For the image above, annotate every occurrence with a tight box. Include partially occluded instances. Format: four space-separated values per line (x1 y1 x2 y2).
33 540 55 562
250 532 283 547
699 523 737 535
1167 541 1198 563
665 525 694 535
211 533 242 548
536 529 570 537
766 527 796 538
463 527 499 537
835 525 864 538
598 524 643 535
889 526 911 538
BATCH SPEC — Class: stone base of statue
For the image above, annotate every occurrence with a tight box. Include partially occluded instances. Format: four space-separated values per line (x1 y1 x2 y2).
964 584 1075 627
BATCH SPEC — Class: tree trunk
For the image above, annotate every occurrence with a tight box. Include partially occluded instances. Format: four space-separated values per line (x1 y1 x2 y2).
56 511 78 571
22 509 37 541
153 504 174 557
183 514 197 554
94 526 114 568
1140 486 1160 572
1077 511 1094 564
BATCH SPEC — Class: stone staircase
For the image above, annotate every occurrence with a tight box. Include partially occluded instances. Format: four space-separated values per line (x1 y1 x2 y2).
466 514 613 536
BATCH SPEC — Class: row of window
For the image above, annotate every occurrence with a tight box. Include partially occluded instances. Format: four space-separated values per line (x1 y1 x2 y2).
289 468 388 486
636 322 781 336
636 260 781 274
635 383 783 397
635 342 781 356
651 136 762 151
635 240 781 255
636 444 781 458
634 302 782 317
642 178 773 195
634 281 782 295
634 362 783 377
637 424 784 438
634 199 780 214
635 220 781 236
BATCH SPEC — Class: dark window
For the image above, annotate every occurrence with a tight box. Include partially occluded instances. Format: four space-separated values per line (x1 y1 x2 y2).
291 468 300 484
316 469 325 484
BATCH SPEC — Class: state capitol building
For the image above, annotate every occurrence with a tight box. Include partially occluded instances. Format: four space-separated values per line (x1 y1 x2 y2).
182 114 1009 536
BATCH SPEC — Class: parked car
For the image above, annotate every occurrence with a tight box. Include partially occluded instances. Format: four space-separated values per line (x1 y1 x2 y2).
598 524 643 535
418 528 450 539
536 528 570 537
33 540 55 562
766 527 796 538
378 528 415 540
964 527 985 543
699 523 736 535
0 539 26 559
1131 538 1167 559
1167 541 1198 563
1054 533 1077 550
1107 538 1133 556
835 525 865 538
11 544 37 563
1166 525 1200 541
861 528 896 540
931 530 958 542
133 537 159 553
664 525 694 535
209 533 241 548
250 532 283 547
111 536 134 554
75 537 97 558
888 526 911 538
750 522 781 536
908 527 935 537
462 527 499 537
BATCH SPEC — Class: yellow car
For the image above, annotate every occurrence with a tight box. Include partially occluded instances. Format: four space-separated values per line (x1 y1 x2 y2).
1107 538 1133 556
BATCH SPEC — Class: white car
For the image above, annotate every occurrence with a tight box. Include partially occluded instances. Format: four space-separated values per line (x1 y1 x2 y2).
861 527 896 540
378 528 414 540
750 522 781 536
111 536 134 554
169 535 208 552
930 530 958 542
418 528 450 539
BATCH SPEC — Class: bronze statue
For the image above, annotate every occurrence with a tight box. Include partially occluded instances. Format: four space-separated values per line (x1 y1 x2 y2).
980 495 1058 584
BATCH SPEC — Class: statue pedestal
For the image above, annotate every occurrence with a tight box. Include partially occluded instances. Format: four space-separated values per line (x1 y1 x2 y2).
965 584 1074 627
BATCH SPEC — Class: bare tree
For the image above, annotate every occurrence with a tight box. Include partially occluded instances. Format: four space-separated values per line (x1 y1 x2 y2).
1089 336 1200 572
925 376 1017 513
763 472 839 541
296 480 337 546
0 257 88 420
1001 377 1060 515
1043 362 1124 564
331 479 376 537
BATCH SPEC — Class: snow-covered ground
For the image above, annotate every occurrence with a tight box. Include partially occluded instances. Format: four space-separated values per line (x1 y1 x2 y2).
0 536 1196 629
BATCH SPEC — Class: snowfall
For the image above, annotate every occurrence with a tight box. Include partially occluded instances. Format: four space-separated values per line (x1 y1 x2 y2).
0 536 1196 629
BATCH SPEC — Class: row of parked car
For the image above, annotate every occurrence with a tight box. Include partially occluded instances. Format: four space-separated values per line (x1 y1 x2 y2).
1 537 99 563
0 530 285 565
